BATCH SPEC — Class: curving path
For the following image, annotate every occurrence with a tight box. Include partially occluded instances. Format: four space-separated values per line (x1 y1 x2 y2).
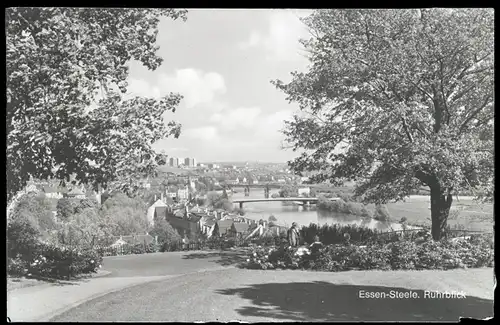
99 249 248 278
50 254 493 322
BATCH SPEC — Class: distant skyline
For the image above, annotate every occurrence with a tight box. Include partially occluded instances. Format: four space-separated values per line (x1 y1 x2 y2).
125 9 313 163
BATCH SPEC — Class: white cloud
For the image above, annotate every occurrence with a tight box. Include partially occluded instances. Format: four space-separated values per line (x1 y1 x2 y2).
183 126 219 141
210 107 262 130
239 10 312 62
259 110 294 137
127 78 162 99
127 68 226 109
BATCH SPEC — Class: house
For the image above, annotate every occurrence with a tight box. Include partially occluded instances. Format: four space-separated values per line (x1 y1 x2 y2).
229 222 250 238
64 187 86 199
166 186 178 199
228 178 239 185
111 234 155 248
48 198 59 219
166 206 203 238
177 186 189 201
43 186 64 199
213 219 234 237
201 217 217 237
166 191 177 199
298 187 311 196
140 181 151 189
248 177 258 185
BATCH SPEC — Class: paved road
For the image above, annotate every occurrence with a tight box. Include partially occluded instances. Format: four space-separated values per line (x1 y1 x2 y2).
51 266 493 322
101 249 248 277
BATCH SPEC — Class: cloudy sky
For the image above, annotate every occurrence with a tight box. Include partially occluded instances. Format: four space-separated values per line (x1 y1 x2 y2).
125 9 313 163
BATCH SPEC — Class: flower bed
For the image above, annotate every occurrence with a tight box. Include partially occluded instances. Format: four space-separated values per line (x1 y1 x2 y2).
242 234 493 272
8 242 103 280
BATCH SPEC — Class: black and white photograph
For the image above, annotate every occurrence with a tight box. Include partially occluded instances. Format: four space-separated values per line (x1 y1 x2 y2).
6 7 494 322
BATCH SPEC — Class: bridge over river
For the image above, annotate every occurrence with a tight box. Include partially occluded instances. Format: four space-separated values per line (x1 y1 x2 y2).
232 197 339 209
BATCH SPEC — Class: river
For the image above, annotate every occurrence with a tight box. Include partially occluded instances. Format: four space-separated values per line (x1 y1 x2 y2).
230 188 411 232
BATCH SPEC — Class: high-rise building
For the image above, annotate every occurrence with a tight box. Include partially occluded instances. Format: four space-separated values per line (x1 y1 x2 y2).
184 157 196 168
169 157 179 167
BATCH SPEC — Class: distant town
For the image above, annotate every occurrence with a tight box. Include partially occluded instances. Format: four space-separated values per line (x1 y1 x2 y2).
20 159 321 242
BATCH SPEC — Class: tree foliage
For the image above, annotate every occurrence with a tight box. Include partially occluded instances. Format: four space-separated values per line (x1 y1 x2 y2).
56 197 77 220
11 192 56 232
273 9 494 239
6 8 188 201
279 185 299 198
150 217 181 246
99 192 149 236
206 191 233 211
57 208 113 248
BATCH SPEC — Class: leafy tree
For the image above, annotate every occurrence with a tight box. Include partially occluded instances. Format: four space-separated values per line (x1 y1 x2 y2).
6 8 188 202
206 191 222 207
150 217 181 247
273 9 494 240
56 198 77 220
195 182 207 193
268 215 278 222
57 208 113 248
7 216 41 262
134 188 162 207
279 184 299 198
74 197 98 213
100 192 149 235
11 192 56 232
221 188 229 199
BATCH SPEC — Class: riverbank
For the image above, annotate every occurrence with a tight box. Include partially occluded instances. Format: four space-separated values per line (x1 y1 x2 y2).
232 191 493 233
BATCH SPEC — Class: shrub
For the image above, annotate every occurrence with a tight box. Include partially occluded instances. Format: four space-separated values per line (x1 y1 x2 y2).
7 216 41 262
343 202 364 215
11 192 56 232
242 234 493 272
338 193 352 202
299 223 381 246
57 198 77 220
9 243 103 279
233 207 245 216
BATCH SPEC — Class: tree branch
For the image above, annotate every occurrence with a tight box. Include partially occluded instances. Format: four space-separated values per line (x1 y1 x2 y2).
438 60 451 125
449 71 490 104
401 117 414 143
459 95 492 133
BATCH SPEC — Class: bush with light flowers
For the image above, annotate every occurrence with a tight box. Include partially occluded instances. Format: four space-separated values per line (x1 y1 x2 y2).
242 234 493 272
244 244 311 270
8 242 103 280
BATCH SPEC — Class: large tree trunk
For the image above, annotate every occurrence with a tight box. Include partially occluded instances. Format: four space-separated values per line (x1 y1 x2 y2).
429 184 453 240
